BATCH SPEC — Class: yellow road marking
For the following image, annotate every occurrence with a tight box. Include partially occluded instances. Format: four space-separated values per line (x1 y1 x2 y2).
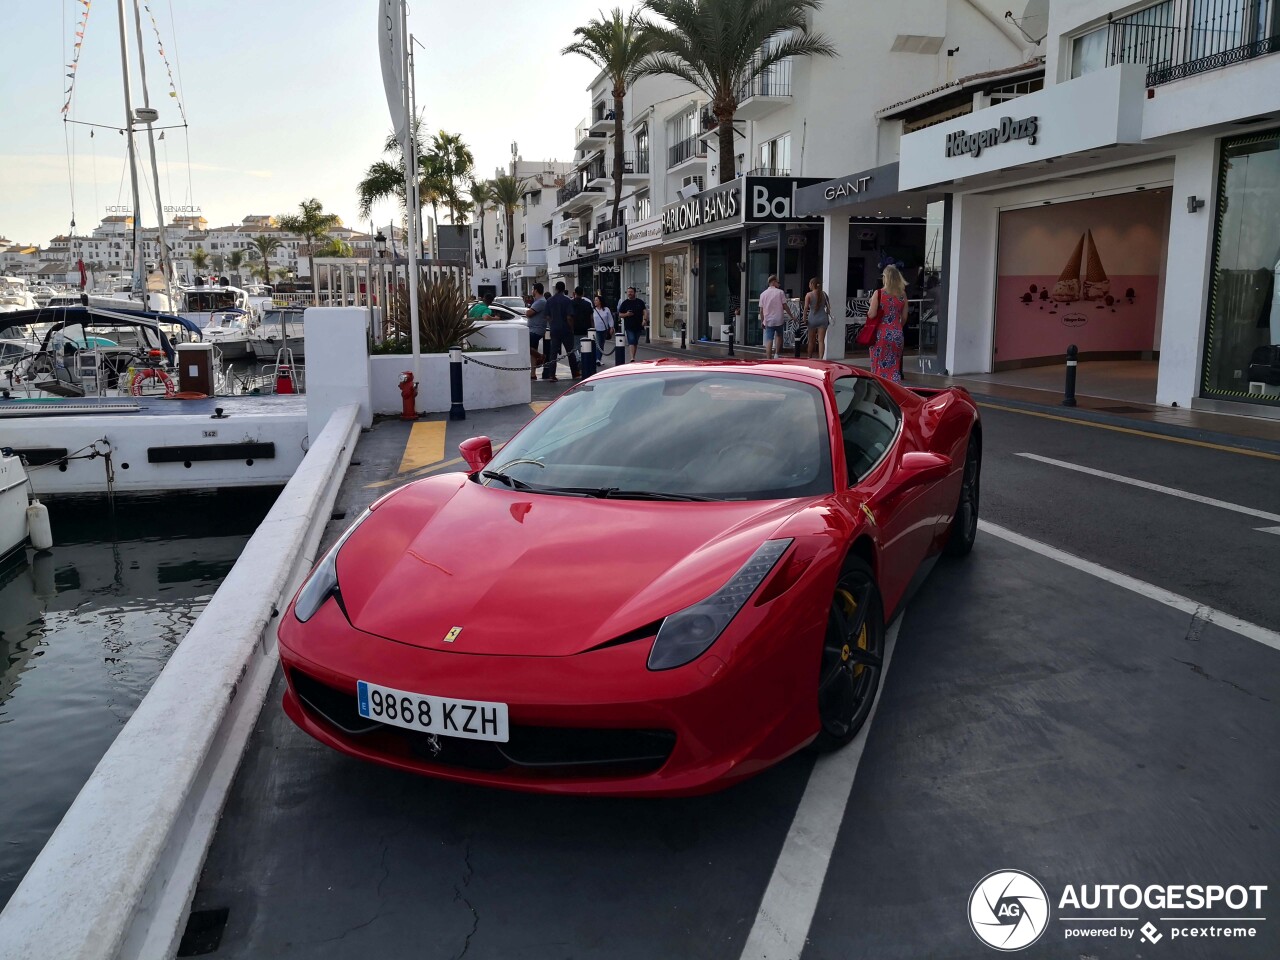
976 402 1280 462
397 420 446 474
366 441 510 490
530 401 550 413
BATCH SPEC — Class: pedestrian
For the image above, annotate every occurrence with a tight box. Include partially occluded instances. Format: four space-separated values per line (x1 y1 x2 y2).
867 264 908 383
525 283 547 381
759 274 794 360
801 277 832 360
571 286 594 342
467 290 496 321
591 294 614 362
617 285 648 362
541 280 580 381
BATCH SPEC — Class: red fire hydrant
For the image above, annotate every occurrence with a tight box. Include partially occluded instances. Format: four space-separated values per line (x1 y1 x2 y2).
398 370 418 421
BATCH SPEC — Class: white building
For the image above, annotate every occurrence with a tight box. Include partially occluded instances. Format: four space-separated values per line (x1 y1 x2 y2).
802 0 1280 417
544 0 1033 344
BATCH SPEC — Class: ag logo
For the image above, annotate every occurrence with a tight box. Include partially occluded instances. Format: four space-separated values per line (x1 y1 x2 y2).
969 869 1050 951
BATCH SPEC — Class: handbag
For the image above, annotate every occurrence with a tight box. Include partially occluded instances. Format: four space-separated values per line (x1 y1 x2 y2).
855 293 881 346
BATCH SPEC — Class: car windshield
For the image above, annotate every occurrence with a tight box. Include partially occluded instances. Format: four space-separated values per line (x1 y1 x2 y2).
482 370 833 501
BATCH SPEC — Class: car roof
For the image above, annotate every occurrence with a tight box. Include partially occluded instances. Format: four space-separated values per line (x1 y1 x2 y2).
590 357 863 387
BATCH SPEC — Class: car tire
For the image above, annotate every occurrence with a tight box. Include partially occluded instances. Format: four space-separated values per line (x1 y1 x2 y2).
813 557 886 752
943 432 980 558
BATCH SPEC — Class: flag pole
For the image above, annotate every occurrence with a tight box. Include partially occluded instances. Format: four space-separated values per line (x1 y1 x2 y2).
401 2 422 408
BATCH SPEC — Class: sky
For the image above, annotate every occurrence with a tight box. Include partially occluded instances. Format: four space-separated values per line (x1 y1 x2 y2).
0 0 610 246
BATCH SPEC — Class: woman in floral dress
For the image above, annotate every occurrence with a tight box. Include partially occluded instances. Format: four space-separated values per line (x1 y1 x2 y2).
867 264 908 382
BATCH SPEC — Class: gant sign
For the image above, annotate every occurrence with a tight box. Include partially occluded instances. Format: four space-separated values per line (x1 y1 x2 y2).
945 116 1039 158
823 176 872 201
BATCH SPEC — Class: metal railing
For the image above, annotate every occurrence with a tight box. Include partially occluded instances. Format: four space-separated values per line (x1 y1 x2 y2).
576 123 603 143
586 157 608 183
1105 0 1277 85
737 56 793 100
668 135 708 169
624 150 650 175
746 165 791 177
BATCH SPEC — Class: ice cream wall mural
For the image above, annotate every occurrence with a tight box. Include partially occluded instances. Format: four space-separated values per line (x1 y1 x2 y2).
995 191 1171 365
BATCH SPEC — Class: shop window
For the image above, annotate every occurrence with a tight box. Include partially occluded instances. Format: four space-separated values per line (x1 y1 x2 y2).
1202 130 1280 405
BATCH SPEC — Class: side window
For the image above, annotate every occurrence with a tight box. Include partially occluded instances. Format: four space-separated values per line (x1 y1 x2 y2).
833 376 899 482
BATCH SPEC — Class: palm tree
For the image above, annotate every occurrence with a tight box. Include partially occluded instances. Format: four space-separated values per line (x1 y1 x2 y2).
563 8 654 227
190 245 209 277
490 174 530 267
249 235 282 284
427 131 475 224
639 0 836 183
277 198 342 304
314 237 354 258
226 250 246 286
357 126 449 257
468 179 494 268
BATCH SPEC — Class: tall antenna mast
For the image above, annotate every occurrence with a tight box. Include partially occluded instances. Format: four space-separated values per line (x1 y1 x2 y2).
115 0 146 303
131 0 175 307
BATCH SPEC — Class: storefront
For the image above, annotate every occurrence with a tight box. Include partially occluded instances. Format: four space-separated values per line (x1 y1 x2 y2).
623 216 663 331
796 162 948 367
593 226 625 306
658 176 825 345
1202 128 1280 409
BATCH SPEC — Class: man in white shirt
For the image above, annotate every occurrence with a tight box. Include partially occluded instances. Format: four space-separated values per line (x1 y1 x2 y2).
758 274 794 360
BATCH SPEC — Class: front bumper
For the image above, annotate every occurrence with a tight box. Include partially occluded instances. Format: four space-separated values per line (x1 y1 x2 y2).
277 593 823 796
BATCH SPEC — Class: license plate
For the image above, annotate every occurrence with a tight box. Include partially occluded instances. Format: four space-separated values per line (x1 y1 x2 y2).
356 680 509 742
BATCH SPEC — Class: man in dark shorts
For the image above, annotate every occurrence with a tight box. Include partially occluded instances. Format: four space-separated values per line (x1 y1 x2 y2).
525 284 547 381
617 286 648 362
541 281 580 381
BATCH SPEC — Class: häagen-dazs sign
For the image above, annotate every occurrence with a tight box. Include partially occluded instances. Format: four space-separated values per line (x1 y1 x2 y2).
945 116 1039 158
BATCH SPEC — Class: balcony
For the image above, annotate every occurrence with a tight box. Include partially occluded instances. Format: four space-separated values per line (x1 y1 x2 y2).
1101 0 1278 86
668 135 708 170
734 57 793 119
622 150 650 183
574 118 606 151
586 157 609 189
554 177 602 214
589 101 614 135
745 166 791 177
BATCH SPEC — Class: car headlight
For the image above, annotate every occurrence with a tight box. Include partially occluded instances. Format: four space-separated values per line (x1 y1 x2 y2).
293 508 371 623
647 539 793 671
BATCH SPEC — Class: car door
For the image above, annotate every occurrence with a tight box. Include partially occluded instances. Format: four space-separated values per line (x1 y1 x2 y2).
831 375 933 613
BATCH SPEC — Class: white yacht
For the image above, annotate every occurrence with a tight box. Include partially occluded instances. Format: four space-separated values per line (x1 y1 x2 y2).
0 277 37 314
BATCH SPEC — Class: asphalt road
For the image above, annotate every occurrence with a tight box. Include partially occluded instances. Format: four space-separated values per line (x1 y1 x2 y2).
186 393 1280 960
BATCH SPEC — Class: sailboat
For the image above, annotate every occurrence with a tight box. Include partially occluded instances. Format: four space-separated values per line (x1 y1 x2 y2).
75 0 178 315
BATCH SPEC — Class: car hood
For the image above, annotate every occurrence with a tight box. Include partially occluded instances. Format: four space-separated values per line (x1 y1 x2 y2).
334 474 803 656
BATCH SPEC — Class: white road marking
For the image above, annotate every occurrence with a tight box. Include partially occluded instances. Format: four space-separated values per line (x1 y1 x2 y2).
739 618 902 960
1255 525 1280 537
980 520 1280 653
1016 452 1280 525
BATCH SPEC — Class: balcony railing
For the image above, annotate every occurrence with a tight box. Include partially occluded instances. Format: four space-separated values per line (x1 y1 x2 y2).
576 123 604 143
746 165 791 177
586 158 608 182
737 56 792 100
668 135 708 169
556 181 585 207
1105 0 1277 85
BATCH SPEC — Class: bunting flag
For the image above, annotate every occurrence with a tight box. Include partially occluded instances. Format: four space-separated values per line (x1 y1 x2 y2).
61 0 93 115
143 3 186 124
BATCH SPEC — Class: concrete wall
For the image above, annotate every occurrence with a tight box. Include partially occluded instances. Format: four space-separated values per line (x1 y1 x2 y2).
304 307 373 440
369 320 531 415
0 404 361 960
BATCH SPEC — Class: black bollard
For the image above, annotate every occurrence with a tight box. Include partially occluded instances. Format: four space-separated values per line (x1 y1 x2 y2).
541 329 553 380
580 335 596 379
680 320 687 350
727 318 735 357
449 345 466 421
1063 344 1078 407
614 329 627 366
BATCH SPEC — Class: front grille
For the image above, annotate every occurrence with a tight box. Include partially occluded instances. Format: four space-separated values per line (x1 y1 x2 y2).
290 669 676 777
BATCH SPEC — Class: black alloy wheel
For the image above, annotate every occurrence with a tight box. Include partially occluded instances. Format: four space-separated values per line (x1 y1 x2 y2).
814 558 886 751
943 432 981 557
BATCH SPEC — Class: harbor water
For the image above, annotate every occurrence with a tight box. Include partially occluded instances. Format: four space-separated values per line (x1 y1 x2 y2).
0 490 277 909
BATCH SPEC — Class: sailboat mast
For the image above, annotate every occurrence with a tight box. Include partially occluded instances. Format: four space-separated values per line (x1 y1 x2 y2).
130 0 174 307
115 0 146 304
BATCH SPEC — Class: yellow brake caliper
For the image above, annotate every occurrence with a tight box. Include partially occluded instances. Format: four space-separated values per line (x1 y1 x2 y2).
835 587 869 678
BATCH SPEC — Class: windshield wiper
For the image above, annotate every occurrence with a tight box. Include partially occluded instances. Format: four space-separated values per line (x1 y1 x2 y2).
481 469 534 490
600 489 717 502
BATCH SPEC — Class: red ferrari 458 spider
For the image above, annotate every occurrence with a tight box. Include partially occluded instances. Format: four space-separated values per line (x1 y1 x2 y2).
278 359 980 796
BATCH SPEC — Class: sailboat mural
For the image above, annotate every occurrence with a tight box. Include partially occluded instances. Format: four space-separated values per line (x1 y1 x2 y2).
992 192 1169 365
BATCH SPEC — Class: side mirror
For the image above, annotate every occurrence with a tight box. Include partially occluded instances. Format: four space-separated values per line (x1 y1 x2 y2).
886 450 952 495
459 436 494 473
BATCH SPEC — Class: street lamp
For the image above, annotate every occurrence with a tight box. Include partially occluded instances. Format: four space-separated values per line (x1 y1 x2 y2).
374 230 387 256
